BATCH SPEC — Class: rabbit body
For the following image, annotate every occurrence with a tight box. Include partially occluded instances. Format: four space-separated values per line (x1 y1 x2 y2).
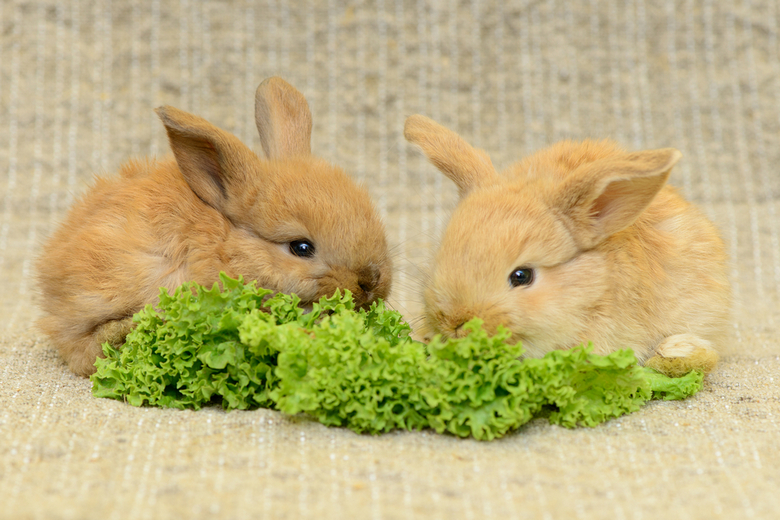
38 78 392 376
405 116 729 375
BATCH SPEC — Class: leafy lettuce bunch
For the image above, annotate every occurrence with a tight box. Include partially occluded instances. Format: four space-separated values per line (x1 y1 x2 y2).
92 274 703 440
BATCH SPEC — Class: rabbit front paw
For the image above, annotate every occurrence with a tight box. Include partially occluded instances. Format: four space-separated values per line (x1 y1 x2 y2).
644 333 719 377
94 317 136 349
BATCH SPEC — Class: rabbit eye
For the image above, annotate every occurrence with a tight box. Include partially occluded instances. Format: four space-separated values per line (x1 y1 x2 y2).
509 267 534 287
289 239 316 258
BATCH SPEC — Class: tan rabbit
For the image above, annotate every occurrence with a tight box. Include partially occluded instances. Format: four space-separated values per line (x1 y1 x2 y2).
405 114 730 377
37 77 392 377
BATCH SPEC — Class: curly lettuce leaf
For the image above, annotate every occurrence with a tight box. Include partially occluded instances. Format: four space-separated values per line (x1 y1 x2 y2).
91 274 704 439
92 273 277 410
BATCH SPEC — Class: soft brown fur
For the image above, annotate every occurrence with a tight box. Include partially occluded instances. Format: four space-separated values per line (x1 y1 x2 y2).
405 115 730 376
37 77 392 377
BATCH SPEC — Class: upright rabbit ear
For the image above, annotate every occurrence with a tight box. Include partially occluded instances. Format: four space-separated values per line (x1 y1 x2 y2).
254 77 313 159
156 105 255 211
404 115 499 198
557 148 682 249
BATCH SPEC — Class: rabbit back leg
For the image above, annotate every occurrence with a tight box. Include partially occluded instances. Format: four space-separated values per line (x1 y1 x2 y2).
644 333 719 377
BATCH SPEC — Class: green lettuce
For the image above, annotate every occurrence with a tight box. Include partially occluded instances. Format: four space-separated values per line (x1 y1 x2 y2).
91 273 704 440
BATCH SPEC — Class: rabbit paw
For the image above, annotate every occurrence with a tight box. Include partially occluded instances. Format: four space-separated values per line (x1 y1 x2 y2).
65 317 136 377
94 317 136 349
645 333 719 377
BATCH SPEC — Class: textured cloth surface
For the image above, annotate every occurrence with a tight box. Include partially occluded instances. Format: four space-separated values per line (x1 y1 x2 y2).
1 1 779 519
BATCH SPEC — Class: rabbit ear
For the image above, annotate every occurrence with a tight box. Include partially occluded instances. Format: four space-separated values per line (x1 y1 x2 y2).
254 77 313 159
404 115 499 197
156 105 255 211
558 148 682 248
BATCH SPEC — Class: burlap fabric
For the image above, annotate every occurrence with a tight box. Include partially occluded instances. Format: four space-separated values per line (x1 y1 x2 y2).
2 1 778 518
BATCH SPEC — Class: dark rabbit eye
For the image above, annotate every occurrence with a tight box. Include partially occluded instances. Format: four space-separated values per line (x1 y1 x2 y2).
289 240 316 258
509 267 534 287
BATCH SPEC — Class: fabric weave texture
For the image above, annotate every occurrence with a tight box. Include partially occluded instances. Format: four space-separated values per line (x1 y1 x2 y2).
1 1 778 519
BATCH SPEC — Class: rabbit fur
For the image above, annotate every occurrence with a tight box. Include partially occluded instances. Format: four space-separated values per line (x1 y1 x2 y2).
405 114 730 376
37 77 392 377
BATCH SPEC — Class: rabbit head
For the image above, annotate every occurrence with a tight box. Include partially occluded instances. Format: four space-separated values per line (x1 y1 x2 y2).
155 77 392 309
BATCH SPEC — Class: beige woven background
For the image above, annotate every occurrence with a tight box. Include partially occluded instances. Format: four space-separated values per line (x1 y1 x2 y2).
1 1 779 518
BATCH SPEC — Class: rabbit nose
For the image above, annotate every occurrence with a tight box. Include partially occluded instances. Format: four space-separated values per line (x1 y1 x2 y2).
453 321 470 338
358 279 372 295
354 268 382 305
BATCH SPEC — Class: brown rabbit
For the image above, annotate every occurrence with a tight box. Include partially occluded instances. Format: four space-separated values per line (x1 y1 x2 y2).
37 77 392 377
404 114 730 377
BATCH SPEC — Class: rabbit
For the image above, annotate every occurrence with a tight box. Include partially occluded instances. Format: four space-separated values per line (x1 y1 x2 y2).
36 77 392 377
404 114 731 377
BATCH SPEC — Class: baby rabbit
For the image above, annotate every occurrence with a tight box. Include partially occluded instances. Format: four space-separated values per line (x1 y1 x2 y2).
405 115 730 377
37 77 392 377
